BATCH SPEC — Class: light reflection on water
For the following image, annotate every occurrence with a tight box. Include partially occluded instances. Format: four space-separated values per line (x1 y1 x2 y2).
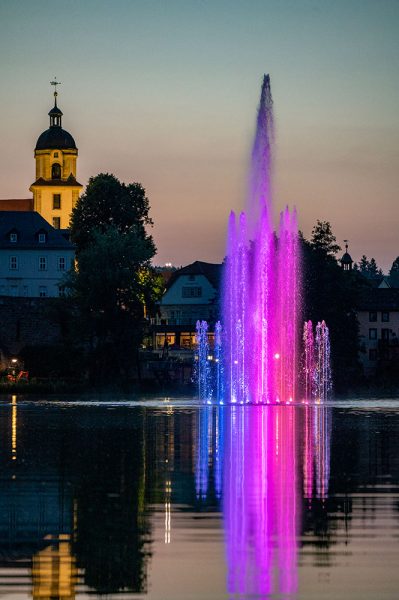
0 397 399 599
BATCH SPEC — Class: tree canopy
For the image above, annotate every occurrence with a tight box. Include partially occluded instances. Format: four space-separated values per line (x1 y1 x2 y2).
310 220 341 257
70 173 155 255
63 173 162 385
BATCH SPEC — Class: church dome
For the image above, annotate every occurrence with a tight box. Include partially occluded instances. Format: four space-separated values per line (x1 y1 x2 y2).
35 88 77 151
35 127 77 150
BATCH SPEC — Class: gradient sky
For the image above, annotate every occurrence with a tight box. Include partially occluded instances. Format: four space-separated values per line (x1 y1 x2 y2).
0 0 398 269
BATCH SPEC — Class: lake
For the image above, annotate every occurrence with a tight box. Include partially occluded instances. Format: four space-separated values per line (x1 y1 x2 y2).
1 395 399 599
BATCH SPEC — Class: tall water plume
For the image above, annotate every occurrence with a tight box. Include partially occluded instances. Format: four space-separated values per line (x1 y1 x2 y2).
223 75 300 404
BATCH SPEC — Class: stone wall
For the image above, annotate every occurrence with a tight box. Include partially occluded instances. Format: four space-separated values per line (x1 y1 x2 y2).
0 296 61 365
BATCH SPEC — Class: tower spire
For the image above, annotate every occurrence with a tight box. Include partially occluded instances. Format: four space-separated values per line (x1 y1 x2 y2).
48 78 63 128
50 77 61 107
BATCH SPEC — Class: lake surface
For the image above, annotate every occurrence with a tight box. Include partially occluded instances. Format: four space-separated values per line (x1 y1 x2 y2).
1 395 399 599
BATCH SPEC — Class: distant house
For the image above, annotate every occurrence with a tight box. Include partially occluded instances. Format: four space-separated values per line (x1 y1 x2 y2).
151 261 222 350
357 286 399 377
0 211 74 298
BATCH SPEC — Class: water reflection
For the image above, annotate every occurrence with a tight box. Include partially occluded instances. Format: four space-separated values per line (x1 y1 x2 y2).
194 403 332 599
223 406 298 599
3 397 399 599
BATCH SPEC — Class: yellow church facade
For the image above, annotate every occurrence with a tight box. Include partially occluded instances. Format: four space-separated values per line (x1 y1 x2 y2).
29 89 82 229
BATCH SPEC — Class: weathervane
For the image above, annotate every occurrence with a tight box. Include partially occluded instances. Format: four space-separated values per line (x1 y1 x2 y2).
50 77 61 105
344 239 349 252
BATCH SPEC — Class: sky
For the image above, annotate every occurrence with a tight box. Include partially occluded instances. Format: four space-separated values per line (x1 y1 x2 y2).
0 0 398 270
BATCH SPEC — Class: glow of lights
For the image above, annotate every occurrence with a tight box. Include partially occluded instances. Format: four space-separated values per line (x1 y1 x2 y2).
164 479 172 544
165 262 172 267
11 358 18 364
274 353 280 360
207 355 213 361
11 394 17 461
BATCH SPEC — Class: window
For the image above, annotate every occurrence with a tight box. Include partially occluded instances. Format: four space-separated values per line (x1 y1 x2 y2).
369 311 377 322
9 256 18 270
38 233 46 243
58 285 65 297
58 257 66 271
382 311 390 322
39 286 48 298
39 256 47 271
52 163 61 179
369 349 377 361
182 286 202 298
22 286 28 297
382 328 390 341
369 328 377 340
53 217 61 229
54 152 59 158
10 286 18 297
53 194 61 209
10 233 17 243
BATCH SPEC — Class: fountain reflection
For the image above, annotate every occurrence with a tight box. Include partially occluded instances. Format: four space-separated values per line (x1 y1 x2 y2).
194 400 333 599
303 404 332 500
223 405 298 599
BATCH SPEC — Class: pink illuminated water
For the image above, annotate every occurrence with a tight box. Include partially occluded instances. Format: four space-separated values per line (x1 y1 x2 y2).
223 75 300 404
224 405 299 597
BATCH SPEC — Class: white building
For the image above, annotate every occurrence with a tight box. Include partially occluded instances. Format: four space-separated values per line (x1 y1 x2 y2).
0 211 74 298
152 261 221 350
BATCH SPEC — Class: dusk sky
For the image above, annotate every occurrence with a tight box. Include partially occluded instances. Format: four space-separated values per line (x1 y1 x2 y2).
0 0 398 269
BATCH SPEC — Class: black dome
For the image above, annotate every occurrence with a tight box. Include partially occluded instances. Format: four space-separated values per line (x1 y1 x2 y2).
35 127 77 151
341 252 353 264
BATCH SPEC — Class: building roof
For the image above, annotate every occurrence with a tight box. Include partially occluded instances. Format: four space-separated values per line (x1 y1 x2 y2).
35 127 77 151
0 211 74 250
0 198 34 211
166 261 222 290
357 288 399 311
340 252 353 264
30 174 82 188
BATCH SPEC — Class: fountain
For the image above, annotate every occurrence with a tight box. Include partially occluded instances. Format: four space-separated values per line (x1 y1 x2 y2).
194 75 331 405
223 74 300 404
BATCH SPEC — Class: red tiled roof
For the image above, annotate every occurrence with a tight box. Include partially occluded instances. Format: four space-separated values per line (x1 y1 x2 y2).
0 198 34 211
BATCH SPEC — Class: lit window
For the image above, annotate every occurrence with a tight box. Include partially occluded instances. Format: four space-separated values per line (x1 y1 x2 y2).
182 286 202 298
10 233 17 243
369 328 377 340
53 217 61 229
39 286 48 298
369 311 377 322
53 194 61 209
9 256 18 270
382 311 390 322
38 233 46 243
39 256 47 271
58 257 66 271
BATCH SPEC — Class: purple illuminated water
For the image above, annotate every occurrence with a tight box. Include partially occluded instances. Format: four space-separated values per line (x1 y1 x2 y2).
223 75 300 404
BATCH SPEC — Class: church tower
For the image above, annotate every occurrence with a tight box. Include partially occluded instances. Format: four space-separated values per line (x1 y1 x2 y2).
30 81 82 229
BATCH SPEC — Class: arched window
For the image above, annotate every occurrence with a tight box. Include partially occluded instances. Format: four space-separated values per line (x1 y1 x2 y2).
52 163 61 179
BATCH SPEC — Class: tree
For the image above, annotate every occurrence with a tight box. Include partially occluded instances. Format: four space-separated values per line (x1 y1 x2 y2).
359 255 369 274
64 174 162 385
70 173 154 254
389 256 399 275
358 255 383 279
303 221 363 390
310 221 341 257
